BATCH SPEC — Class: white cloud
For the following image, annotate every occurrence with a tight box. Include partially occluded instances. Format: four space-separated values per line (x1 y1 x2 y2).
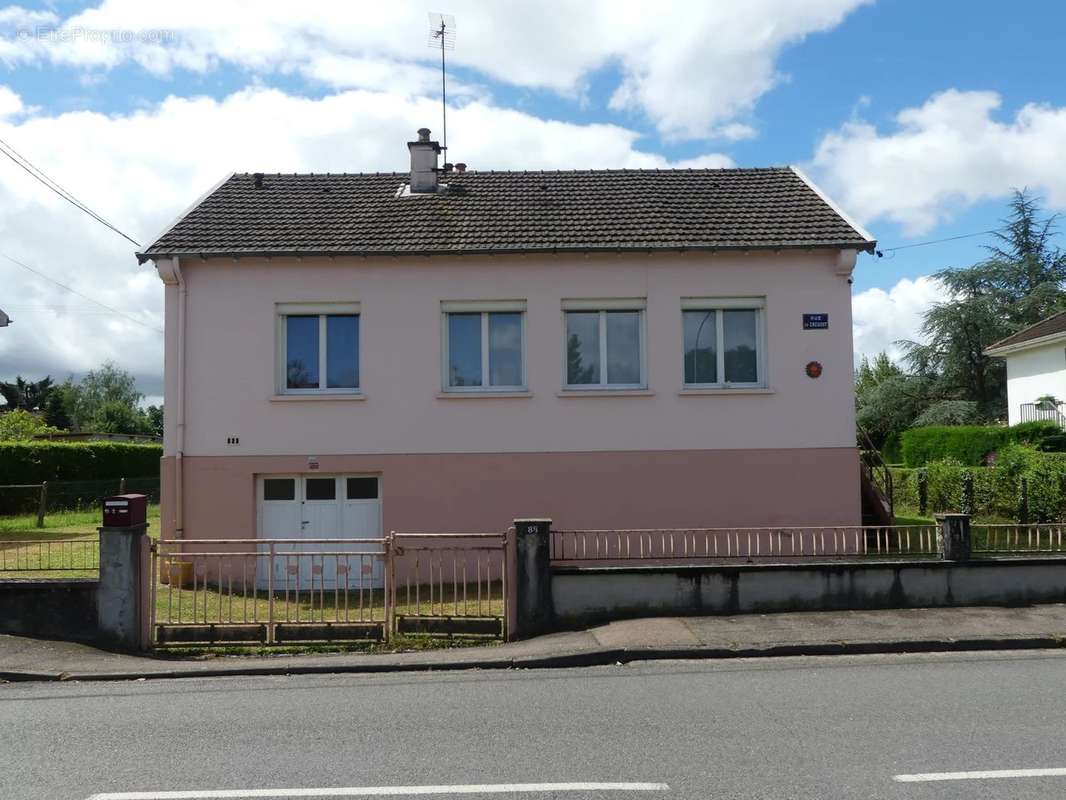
0 6 57 27
852 275 941 367
0 83 732 390
813 89 1066 235
0 82 21 115
0 0 869 139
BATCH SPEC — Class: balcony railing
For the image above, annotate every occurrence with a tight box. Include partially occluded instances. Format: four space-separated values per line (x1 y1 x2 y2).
1019 403 1066 428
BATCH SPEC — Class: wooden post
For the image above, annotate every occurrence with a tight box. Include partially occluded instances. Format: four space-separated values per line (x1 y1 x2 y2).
36 481 48 528
917 469 928 516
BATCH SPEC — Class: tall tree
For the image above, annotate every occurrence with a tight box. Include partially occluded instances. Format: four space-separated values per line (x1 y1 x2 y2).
899 189 1066 419
0 376 54 412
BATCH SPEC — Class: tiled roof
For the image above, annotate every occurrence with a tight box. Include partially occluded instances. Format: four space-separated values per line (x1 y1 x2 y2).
139 167 874 262
986 310 1066 352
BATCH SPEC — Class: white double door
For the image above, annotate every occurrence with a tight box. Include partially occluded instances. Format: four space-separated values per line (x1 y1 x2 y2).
257 474 383 590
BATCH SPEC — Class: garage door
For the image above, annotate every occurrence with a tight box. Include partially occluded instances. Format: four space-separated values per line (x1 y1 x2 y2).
257 475 383 589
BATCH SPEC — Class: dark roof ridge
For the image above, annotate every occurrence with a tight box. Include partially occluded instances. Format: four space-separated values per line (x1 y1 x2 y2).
986 309 1066 352
232 166 793 178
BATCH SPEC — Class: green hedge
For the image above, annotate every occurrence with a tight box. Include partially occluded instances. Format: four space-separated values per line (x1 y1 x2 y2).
890 446 1066 522
900 422 1062 467
0 441 162 485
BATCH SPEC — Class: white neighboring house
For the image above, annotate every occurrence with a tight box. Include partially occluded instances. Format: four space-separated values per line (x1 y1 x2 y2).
985 310 1066 426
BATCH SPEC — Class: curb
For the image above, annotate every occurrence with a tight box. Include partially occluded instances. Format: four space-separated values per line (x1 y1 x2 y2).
2 635 1065 683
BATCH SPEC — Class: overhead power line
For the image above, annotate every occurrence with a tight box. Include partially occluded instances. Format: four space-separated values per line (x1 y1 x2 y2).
1 251 162 334
0 136 143 248
877 229 996 257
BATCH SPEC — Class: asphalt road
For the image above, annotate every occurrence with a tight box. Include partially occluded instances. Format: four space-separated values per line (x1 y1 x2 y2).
3 650 1066 800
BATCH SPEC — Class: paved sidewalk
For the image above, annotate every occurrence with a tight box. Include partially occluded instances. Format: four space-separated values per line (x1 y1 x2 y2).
3 604 1066 682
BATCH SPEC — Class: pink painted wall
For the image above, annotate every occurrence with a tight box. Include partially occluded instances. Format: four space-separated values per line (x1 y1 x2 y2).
160 447 860 541
167 250 857 458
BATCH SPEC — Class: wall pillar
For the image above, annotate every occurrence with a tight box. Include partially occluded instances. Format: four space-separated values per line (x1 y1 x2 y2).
514 518 553 639
935 513 971 561
97 522 151 650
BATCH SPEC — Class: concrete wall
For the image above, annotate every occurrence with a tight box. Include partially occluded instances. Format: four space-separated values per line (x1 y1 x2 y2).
552 558 1066 627
0 580 98 641
1005 341 1066 425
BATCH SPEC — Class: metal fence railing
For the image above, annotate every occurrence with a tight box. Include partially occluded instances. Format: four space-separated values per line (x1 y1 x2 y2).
390 533 509 637
151 533 510 645
1019 403 1066 428
972 524 1066 555
0 536 99 573
550 525 941 563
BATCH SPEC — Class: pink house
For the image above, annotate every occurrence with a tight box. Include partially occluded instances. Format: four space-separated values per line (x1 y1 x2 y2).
138 129 876 545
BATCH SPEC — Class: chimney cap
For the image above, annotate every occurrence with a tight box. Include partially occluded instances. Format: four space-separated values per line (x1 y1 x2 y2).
455 163 467 174
417 127 431 142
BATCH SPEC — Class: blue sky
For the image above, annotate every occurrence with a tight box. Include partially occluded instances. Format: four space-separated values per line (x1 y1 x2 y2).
0 0 1064 396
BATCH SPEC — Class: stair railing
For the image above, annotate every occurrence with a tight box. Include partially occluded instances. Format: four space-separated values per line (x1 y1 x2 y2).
857 425 894 516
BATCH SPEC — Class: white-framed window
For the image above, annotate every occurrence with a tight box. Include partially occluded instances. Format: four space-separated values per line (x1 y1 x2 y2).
276 303 361 394
681 297 765 388
441 300 527 392
562 299 646 390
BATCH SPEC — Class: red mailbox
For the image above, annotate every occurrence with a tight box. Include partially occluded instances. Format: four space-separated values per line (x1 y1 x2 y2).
102 494 148 527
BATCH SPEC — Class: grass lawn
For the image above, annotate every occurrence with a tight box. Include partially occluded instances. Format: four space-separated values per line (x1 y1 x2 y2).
0 504 160 578
153 577 505 626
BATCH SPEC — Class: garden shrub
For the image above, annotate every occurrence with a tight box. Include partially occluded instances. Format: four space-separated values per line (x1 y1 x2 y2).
891 445 1066 522
900 422 1064 467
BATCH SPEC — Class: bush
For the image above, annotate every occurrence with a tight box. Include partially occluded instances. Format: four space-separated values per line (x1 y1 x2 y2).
901 426 1009 467
0 441 161 485
890 445 1066 522
900 422 1064 467
882 431 903 465
0 409 63 441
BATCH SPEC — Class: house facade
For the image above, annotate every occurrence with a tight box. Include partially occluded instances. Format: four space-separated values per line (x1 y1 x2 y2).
986 310 1066 426
139 130 875 543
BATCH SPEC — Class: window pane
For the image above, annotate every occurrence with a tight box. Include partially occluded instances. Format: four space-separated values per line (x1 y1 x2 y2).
326 315 359 389
566 312 600 385
346 477 379 500
263 478 295 501
683 310 718 384
606 311 641 385
286 316 319 389
489 312 523 387
448 313 482 387
305 478 336 501
724 309 758 383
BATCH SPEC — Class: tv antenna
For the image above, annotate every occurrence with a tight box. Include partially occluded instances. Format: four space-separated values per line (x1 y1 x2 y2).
428 12 455 160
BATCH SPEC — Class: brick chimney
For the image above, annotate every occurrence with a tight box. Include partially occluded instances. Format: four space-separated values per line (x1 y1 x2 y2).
407 127 441 193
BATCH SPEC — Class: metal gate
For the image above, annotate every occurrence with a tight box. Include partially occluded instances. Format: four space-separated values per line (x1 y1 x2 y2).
389 533 510 638
150 533 510 645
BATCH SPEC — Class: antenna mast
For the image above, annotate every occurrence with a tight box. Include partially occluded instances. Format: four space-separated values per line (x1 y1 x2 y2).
428 12 455 159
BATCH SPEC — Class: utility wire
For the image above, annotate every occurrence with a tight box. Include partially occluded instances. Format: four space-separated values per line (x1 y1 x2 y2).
0 136 143 248
1 251 162 334
877 229 996 257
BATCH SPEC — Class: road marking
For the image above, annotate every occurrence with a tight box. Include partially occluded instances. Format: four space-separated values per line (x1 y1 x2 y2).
894 768 1066 783
87 782 671 799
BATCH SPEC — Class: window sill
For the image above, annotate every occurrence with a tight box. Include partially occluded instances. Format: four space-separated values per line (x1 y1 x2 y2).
557 389 654 398
270 393 366 402
436 390 532 399
678 387 774 396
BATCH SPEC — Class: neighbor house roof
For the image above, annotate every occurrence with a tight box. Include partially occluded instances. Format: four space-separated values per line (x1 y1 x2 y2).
137 166 874 263
985 310 1066 355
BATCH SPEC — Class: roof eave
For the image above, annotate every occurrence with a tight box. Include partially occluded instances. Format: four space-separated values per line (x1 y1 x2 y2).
138 240 876 263
985 329 1066 357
